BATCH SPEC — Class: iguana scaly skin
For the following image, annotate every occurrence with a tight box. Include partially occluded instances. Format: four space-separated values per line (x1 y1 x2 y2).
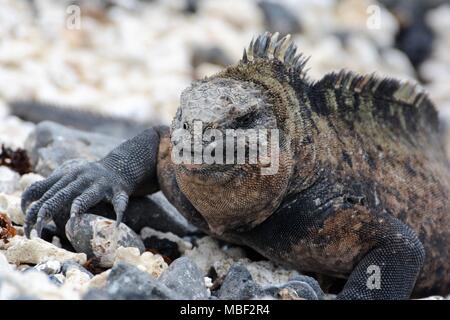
21 32 449 299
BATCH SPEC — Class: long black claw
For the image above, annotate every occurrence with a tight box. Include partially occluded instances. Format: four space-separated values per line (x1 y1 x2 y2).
70 184 104 217
25 201 44 238
112 191 128 227
35 216 45 238
23 176 73 237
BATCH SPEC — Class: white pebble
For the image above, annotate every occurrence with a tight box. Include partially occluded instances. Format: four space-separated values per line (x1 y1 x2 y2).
0 193 24 225
0 235 87 265
0 166 20 194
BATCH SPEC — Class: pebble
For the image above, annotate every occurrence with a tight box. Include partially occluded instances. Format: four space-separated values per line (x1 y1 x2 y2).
159 257 209 299
0 116 35 150
18 173 44 192
258 1 302 35
0 193 25 225
86 270 111 290
62 266 92 294
1 236 87 265
263 280 323 300
0 252 80 300
61 261 93 279
0 166 20 194
185 236 301 287
101 262 182 300
114 246 168 278
34 260 61 275
25 121 121 176
49 274 65 286
65 214 145 268
185 236 232 274
216 263 264 300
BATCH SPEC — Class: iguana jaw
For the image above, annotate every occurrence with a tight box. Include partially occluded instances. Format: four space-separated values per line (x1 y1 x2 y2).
175 155 294 235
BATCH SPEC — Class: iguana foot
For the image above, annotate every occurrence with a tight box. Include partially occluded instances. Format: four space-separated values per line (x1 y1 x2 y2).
22 159 130 238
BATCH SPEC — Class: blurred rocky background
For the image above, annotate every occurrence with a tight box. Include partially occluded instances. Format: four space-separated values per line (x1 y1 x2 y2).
0 0 449 300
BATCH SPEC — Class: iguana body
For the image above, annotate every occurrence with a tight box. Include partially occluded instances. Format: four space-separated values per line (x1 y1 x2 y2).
20 32 449 299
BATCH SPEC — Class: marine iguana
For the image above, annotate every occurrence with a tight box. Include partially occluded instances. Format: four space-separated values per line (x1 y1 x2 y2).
19 32 449 299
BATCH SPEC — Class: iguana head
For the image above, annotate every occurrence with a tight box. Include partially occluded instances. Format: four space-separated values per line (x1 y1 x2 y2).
169 32 312 234
172 77 276 174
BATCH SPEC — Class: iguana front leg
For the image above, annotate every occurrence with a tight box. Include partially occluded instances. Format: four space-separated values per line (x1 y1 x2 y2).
313 206 426 299
241 198 425 299
335 209 426 299
21 127 164 237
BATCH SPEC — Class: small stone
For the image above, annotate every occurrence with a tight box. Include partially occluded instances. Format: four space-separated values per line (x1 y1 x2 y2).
262 279 323 300
159 257 209 300
87 270 111 290
0 252 80 300
62 266 92 293
61 260 93 279
0 212 17 240
0 193 24 225
242 261 301 287
1 236 87 265
0 116 35 150
34 260 61 275
65 214 145 268
0 166 20 194
258 1 302 35
204 276 213 289
103 262 182 300
185 236 230 274
0 252 14 273
114 246 168 278
24 121 121 176
51 236 62 248
18 173 44 192
48 274 65 286
289 274 324 299
216 263 264 300
82 288 110 300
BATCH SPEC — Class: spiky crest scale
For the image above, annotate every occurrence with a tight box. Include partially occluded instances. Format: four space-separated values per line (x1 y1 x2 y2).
241 32 439 135
242 32 309 79
313 70 439 133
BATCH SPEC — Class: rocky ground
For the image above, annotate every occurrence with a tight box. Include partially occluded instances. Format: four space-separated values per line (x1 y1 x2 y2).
0 0 449 300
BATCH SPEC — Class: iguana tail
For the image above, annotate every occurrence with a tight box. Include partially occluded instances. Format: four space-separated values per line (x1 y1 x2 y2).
8 100 152 138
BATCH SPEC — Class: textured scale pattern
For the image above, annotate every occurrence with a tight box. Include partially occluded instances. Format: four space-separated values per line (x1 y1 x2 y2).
20 32 449 299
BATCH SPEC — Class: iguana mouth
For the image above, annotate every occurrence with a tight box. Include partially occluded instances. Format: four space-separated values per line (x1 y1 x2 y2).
177 162 239 182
